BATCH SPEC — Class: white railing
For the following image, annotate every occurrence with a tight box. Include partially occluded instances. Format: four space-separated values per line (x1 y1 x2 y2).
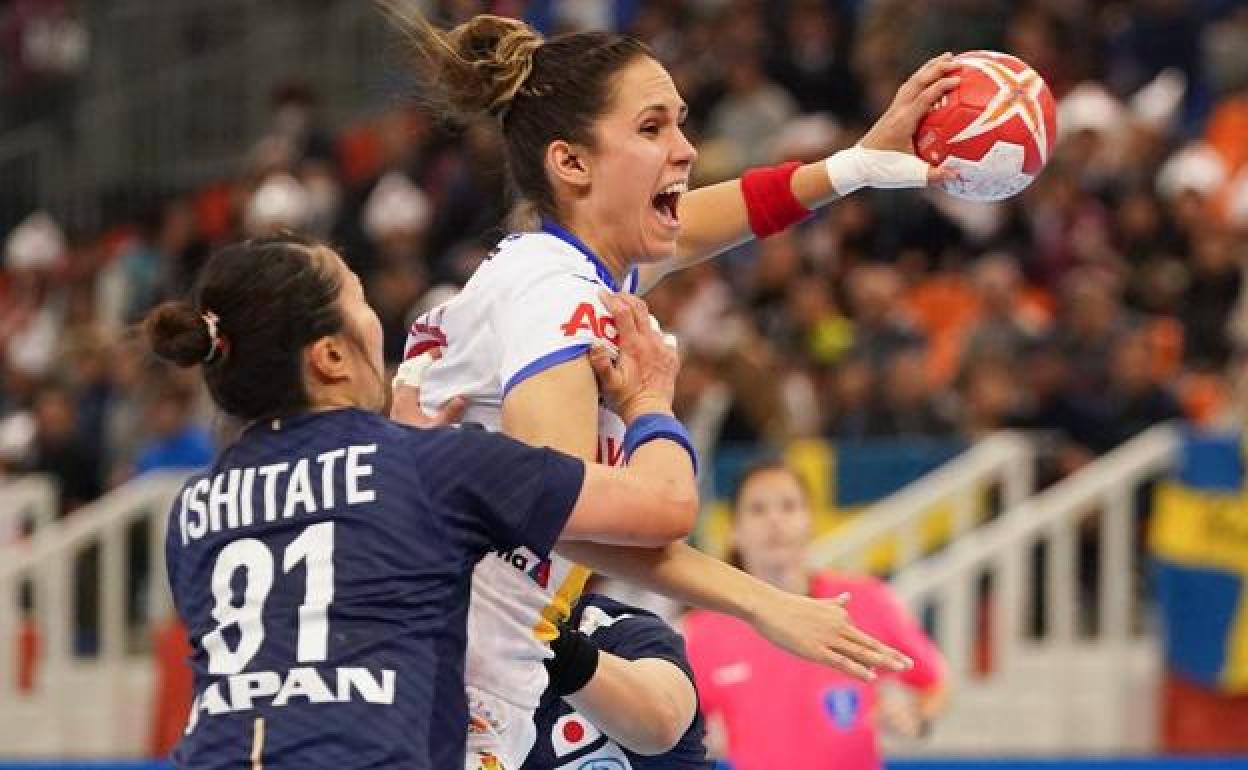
882 424 1181 754
0 474 58 545
0 472 186 756
808 432 1034 574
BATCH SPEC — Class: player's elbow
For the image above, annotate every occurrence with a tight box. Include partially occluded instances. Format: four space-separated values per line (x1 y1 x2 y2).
628 700 688 755
649 483 698 543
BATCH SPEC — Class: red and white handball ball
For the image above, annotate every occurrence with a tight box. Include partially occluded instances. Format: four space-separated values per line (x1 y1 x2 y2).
914 51 1057 202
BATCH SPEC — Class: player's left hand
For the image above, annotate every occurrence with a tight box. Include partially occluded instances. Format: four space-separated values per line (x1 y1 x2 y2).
749 591 913 682
858 53 962 186
878 696 925 738
389 352 468 428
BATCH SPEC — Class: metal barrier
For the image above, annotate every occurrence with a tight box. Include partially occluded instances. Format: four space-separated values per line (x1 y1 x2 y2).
886 424 1181 753
0 474 57 546
0 472 186 757
808 432 1034 573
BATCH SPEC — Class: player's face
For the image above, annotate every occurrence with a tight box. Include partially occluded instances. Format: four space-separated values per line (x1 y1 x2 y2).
585 55 696 264
326 249 387 411
733 469 813 575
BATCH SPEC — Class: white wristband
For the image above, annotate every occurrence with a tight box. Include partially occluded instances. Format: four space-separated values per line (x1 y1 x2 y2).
824 146 930 197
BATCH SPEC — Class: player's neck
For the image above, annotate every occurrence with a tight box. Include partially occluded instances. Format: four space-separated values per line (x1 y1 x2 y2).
555 214 631 288
305 383 382 415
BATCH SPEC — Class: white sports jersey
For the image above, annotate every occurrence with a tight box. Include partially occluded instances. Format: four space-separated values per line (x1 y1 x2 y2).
407 223 639 713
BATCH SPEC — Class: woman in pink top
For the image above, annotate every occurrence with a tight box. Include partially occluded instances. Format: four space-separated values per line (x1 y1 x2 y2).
684 460 949 770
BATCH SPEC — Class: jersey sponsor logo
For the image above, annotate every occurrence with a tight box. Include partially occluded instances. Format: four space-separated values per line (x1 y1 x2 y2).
822 685 862 730
496 546 552 589
560 303 619 346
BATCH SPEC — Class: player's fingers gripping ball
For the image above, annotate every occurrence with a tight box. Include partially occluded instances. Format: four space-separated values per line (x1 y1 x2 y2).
914 50 1057 201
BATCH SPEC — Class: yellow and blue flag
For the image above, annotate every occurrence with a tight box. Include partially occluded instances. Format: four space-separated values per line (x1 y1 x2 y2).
1151 432 1248 692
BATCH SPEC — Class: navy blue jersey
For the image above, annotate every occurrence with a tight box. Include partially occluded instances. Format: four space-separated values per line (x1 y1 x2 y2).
166 408 584 770
522 595 711 770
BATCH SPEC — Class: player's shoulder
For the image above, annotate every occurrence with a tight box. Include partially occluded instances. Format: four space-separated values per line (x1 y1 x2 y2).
575 594 689 663
574 593 664 634
487 231 601 286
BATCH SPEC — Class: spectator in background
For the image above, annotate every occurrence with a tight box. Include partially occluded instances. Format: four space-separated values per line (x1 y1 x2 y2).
1 212 68 383
873 346 957 439
1064 329 1183 463
97 197 206 327
786 274 854 368
708 50 798 170
1053 268 1131 394
959 357 1020 439
767 0 862 121
845 264 925 371
685 459 948 770
361 171 433 365
243 173 310 238
22 383 100 515
1179 228 1242 370
825 354 876 440
0 0 88 137
264 80 336 168
132 383 214 477
962 253 1045 369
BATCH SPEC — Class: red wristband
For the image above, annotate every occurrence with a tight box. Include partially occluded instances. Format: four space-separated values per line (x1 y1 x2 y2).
741 161 811 238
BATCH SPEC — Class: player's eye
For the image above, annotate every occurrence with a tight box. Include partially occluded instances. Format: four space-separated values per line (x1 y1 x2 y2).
640 123 660 136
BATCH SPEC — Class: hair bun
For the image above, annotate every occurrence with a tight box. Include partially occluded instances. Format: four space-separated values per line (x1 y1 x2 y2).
379 2 545 121
144 300 213 368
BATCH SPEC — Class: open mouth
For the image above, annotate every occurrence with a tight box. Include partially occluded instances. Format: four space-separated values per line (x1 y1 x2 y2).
652 180 687 228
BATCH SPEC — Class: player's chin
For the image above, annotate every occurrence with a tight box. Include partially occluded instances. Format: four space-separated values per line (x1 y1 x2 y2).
639 222 681 262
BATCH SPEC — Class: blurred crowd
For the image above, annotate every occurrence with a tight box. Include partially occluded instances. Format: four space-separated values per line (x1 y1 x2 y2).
3 0 1248 515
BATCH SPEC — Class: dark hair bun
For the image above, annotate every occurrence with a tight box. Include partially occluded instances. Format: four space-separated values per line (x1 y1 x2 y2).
144 300 211 368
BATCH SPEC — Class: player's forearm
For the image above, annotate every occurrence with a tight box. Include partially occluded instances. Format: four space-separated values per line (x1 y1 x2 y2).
555 540 776 623
564 655 694 755
624 432 697 531
670 161 837 267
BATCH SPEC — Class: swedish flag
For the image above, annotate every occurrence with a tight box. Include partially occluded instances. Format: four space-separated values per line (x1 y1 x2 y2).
1151 432 1248 692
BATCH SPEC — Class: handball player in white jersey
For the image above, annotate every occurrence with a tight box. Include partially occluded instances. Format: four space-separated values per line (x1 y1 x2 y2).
382 6 960 767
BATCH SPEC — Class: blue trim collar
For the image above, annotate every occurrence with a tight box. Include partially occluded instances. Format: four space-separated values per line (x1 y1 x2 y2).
540 220 637 293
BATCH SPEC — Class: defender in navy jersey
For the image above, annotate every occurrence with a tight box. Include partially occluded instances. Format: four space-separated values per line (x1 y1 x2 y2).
145 234 699 770
168 410 584 769
523 594 710 770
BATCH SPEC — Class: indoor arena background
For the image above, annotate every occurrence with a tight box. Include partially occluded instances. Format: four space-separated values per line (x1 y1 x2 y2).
2 1 1248 768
